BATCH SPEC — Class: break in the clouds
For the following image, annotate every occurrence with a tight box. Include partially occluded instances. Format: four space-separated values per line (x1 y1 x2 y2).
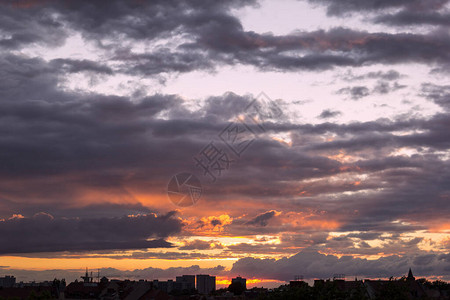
0 0 449 283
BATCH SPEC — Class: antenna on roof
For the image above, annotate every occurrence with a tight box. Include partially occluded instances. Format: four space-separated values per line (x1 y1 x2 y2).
294 275 304 281
333 274 345 280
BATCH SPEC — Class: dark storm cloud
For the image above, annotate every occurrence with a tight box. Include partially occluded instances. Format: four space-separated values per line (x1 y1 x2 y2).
193 106 450 238
0 55 183 156
4 1 450 75
50 58 113 74
317 162 450 231
202 93 254 121
307 0 449 16
0 212 181 254
311 235 429 257
375 11 450 26
52 0 256 42
421 83 450 111
2 1 450 74
245 210 277 227
0 0 255 43
0 0 255 75
0 90 195 180
114 49 213 75
307 0 450 38
0 4 66 50
191 26 450 71
191 115 450 231
231 250 450 281
0 201 155 220
0 54 258 216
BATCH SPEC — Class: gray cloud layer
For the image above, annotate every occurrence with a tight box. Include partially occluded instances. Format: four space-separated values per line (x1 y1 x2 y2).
230 250 450 281
0 212 181 254
2 1 450 74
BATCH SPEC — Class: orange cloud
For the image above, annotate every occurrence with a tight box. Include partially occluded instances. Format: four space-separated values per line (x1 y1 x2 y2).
183 214 233 236
429 223 450 233
282 212 341 230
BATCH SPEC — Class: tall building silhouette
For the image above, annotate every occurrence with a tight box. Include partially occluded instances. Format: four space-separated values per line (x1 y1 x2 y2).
231 276 247 290
407 268 416 281
196 275 215 294
81 268 93 283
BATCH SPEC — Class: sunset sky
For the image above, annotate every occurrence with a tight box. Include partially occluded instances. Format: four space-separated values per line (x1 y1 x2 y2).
0 0 450 288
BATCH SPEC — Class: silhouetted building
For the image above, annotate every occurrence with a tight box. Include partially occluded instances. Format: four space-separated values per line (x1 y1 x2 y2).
176 275 195 291
97 279 169 300
153 279 175 293
100 276 109 284
0 275 16 288
132 288 168 300
0 286 56 299
407 268 416 281
232 276 247 290
65 281 102 299
290 280 308 289
81 267 93 283
196 274 216 294
244 287 269 298
153 278 193 294
314 279 325 287
333 277 366 295
122 281 167 300
365 269 426 299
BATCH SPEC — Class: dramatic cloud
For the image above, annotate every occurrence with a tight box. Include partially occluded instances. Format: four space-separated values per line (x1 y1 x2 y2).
0 0 449 283
0 212 182 254
375 11 450 26
179 240 223 251
421 83 450 111
245 210 278 227
231 250 450 281
2 1 450 74
308 0 449 16
196 27 450 71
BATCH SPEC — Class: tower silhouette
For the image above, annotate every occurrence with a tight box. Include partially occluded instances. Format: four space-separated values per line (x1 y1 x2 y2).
81 268 93 283
407 268 415 281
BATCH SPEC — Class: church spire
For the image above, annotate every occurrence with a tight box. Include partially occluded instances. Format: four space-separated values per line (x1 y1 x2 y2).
407 268 415 281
